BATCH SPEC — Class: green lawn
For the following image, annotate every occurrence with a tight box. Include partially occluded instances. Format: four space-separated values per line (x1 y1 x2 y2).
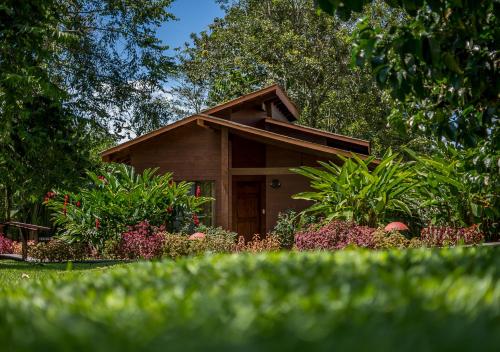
0 260 125 285
1 247 499 351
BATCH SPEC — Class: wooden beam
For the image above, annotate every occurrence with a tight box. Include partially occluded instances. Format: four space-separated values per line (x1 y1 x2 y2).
220 127 230 229
196 118 208 129
230 167 298 176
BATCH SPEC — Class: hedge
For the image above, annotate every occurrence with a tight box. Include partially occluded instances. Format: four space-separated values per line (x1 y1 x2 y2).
1 247 499 351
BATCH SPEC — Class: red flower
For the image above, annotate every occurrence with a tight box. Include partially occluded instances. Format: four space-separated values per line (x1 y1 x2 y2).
195 185 202 198
166 206 173 213
64 194 69 202
95 218 101 229
98 175 105 181
44 191 56 203
76 201 81 208
193 214 199 226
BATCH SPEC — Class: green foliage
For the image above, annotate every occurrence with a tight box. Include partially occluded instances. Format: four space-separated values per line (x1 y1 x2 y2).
46 164 211 248
0 0 177 229
29 240 91 262
293 150 417 226
0 248 499 351
162 231 237 260
317 0 498 149
408 146 499 235
270 210 317 249
371 229 411 249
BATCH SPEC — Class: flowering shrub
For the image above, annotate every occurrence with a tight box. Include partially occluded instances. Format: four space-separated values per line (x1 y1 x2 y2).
46 164 211 249
0 234 13 254
29 240 90 262
295 221 377 251
421 225 484 247
233 234 281 253
118 221 166 260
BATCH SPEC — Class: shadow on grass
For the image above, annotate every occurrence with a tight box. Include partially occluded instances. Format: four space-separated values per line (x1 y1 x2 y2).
0 260 124 272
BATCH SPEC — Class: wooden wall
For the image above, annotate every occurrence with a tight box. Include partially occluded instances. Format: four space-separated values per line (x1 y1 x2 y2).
264 145 330 231
230 107 267 127
127 122 224 227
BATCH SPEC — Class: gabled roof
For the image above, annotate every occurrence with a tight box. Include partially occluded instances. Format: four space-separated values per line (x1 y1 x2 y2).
203 84 299 121
101 114 373 162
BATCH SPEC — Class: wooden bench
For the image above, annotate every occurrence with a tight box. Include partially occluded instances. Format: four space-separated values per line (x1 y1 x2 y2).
1 221 52 260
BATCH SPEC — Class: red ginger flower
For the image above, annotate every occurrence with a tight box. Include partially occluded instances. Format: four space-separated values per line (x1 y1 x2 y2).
95 218 101 229
193 214 199 226
195 185 202 198
76 201 81 208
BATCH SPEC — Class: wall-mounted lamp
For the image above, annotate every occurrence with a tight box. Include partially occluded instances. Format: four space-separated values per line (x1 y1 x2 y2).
270 179 281 189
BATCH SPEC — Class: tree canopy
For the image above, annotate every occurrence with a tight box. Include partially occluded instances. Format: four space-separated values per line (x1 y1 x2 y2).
178 0 412 155
318 0 498 149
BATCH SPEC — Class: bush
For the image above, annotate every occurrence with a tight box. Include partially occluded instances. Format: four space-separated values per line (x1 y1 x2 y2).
29 240 90 262
270 210 298 249
46 164 211 249
163 227 236 259
162 234 192 259
0 234 13 254
295 221 376 251
117 221 166 260
270 210 316 249
421 225 484 247
233 234 281 253
371 229 410 249
1 248 499 351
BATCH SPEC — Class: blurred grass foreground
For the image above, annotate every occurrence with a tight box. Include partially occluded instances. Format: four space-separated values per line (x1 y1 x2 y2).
1 247 499 351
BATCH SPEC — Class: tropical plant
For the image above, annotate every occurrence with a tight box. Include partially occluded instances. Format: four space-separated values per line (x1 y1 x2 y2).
407 146 499 237
45 164 211 249
292 150 418 227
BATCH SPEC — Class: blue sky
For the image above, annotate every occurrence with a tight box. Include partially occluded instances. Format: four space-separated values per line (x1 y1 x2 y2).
158 0 225 55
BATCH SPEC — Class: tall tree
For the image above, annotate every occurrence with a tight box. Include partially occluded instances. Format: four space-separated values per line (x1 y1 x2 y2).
0 0 175 225
179 0 409 155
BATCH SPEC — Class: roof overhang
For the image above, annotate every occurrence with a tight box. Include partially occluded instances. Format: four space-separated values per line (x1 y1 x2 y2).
101 114 377 165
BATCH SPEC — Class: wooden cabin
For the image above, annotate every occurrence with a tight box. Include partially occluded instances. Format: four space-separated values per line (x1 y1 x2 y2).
101 84 371 239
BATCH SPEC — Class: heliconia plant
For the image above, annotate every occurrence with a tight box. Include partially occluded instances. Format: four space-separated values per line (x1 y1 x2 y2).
292 150 419 227
45 164 212 250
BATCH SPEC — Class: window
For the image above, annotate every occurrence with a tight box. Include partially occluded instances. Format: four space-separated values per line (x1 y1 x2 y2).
190 181 216 226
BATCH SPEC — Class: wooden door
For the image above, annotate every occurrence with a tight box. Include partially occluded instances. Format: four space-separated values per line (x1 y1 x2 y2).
234 181 262 240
